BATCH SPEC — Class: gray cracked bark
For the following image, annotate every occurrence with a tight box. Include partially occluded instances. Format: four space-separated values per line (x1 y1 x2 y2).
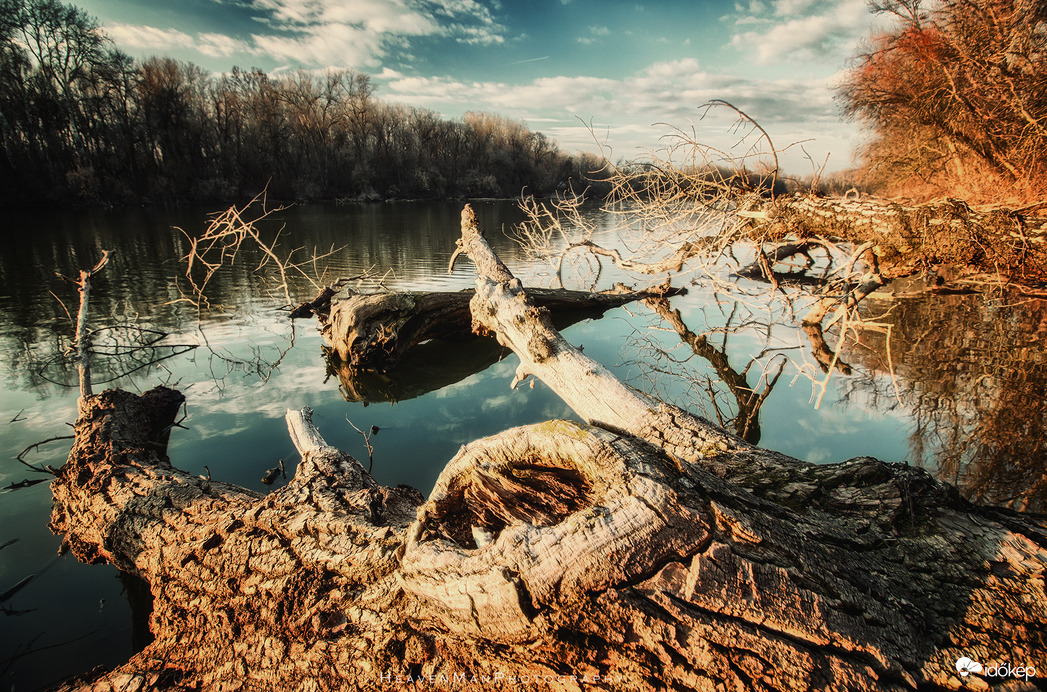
48 206 1046 691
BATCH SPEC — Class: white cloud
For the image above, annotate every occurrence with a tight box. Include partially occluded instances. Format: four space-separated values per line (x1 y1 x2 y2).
197 32 253 58
107 0 507 69
733 15 772 25
108 25 252 61
448 23 506 45
381 56 857 170
251 23 387 67
729 0 875 65
578 24 612 45
774 0 818 16
247 0 434 33
106 23 197 51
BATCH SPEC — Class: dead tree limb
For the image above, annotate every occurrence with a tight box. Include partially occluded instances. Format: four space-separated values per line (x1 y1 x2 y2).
758 195 1047 285
70 250 110 408
314 284 683 373
48 206 1047 691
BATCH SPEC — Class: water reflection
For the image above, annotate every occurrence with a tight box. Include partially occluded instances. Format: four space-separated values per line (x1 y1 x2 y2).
0 200 539 691
852 288 1047 512
642 296 787 444
327 338 509 403
0 201 532 397
625 278 1046 513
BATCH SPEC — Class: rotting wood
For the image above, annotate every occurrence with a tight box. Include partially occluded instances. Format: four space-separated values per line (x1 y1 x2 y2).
48 205 1047 691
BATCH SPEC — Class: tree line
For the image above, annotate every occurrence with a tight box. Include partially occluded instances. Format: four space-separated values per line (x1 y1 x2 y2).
840 0 1046 204
0 0 602 208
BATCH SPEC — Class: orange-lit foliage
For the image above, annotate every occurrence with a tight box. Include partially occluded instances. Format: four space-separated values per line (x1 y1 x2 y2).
840 0 1047 204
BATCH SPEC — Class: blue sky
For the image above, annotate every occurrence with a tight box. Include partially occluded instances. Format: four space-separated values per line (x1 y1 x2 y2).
76 0 886 172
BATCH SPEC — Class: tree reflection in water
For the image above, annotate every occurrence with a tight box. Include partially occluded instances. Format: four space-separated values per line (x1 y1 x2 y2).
851 289 1047 512
639 296 787 445
624 282 1045 513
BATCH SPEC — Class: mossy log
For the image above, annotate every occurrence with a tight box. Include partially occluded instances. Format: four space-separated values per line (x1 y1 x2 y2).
48 206 1047 691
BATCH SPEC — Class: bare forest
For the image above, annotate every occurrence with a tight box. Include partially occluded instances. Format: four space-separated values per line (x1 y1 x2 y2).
0 0 600 208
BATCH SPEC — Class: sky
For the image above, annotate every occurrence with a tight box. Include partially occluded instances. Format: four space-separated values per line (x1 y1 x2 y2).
75 0 890 173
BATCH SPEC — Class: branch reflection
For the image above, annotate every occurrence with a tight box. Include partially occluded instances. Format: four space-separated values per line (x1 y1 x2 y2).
639 297 788 445
852 290 1047 512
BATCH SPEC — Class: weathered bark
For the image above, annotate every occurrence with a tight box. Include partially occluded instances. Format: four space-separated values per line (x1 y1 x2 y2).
72 250 110 411
49 205 1047 691
315 284 683 374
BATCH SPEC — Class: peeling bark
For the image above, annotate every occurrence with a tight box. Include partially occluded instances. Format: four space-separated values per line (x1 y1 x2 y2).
49 205 1047 691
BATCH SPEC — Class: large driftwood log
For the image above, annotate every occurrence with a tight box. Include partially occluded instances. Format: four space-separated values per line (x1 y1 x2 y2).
49 206 1046 691
313 284 682 374
321 284 683 402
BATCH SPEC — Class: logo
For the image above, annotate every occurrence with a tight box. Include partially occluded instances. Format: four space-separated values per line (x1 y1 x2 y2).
954 656 1037 682
956 657 983 677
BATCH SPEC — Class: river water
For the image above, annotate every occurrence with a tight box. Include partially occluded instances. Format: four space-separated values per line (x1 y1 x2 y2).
1 200 1043 689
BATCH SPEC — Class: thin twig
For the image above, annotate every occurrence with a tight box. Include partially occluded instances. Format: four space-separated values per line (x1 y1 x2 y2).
15 435 73 474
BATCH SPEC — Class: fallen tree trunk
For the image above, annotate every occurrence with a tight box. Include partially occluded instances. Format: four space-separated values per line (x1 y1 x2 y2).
312 284 682 373
752 194 1047 285
50 206 1046 691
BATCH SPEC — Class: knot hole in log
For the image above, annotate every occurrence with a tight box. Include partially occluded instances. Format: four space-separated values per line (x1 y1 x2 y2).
418 427 596 550
400 421 711 644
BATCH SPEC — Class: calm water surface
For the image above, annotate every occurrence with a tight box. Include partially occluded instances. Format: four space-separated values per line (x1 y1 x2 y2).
0 200 1042 690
